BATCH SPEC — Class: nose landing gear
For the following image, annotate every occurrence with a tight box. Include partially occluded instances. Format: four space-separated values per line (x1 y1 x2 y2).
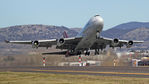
96 31 100 39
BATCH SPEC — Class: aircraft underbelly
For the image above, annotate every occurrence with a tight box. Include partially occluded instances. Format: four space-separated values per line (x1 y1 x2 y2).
79 35 96 49
75 26 99 50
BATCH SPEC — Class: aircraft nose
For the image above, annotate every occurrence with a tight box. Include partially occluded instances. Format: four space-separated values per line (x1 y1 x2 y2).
94 15 104 26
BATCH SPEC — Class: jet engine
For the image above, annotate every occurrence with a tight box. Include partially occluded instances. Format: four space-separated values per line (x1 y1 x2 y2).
57 38 65 46
110 38 119 47
127 40 133 48
32 40 39 48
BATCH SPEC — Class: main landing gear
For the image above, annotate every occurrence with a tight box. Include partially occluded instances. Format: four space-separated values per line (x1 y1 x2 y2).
95 49 99 55
85 51 90 56
77 50 90 56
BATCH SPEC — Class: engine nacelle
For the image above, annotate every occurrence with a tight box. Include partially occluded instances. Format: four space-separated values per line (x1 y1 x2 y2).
127 40 133 48
32 40 39 48
110 38 119 47
57 38 65 47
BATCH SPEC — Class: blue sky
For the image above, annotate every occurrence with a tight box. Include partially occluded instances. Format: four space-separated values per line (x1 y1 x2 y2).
0 0 149 30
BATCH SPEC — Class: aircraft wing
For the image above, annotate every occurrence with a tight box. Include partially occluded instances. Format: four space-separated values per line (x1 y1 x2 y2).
91 37 144 49
5 40 32 44
100 37 144 44
5 39 56 45
5 37 82 49
5 36 143 49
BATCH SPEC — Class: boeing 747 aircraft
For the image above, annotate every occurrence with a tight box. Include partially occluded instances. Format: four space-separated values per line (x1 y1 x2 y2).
5 15 144 57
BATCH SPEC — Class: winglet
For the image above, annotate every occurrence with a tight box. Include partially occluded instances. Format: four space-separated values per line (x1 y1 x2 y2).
63 31 68 38
5 40 10 43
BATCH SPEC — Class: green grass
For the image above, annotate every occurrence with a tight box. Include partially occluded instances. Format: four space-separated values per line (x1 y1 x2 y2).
0 72 149 84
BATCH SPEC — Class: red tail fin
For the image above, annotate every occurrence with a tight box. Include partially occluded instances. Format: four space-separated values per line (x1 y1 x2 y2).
63 31 68 38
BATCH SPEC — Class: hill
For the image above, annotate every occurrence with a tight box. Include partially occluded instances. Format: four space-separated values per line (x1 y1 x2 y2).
0 25 79 42
101 22 149 40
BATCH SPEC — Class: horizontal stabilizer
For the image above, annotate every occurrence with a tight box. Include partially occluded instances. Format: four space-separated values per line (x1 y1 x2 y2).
42 51 67 55
5 40 9 43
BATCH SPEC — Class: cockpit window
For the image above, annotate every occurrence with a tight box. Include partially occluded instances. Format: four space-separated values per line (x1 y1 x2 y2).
94 15 100 17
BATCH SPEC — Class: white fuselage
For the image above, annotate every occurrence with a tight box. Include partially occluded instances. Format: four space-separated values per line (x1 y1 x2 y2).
75 15 104 50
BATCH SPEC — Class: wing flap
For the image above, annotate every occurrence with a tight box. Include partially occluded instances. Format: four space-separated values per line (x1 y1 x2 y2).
93 36 144 49
100 37 144 44
5 37 82 49
5 40 32 44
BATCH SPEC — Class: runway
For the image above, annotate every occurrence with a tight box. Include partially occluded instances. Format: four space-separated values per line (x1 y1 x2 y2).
0 66 149 78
